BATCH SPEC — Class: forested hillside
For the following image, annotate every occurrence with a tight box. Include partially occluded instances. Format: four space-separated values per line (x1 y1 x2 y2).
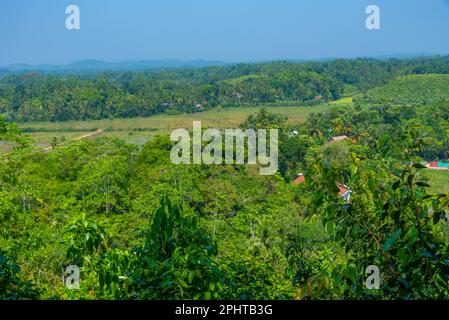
1 56 449 122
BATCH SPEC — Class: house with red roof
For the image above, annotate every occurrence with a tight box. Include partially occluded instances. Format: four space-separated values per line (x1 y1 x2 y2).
291 174 352 203
292 173 305 185
336 182 352 203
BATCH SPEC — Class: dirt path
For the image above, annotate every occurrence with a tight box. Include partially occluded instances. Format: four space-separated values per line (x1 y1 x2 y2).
72 129 104 141
42 129 103 152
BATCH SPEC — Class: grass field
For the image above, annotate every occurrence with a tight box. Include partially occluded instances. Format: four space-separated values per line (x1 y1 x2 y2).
18 104 336 147
423 170 449 194
329 96 354 105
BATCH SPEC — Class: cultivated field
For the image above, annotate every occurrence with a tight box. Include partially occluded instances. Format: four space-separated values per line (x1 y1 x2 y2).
18 104 336 146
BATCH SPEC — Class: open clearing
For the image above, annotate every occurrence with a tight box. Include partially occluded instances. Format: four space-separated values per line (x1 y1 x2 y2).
329 96 354 105
18 104 336 146
422 170 449 194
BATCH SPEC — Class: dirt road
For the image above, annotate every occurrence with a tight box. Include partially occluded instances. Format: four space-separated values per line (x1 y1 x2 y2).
42 129 103 152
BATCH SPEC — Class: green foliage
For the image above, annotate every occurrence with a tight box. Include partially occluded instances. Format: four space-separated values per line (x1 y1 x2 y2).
284 238 339 300
0 250 38 299
307 131 449 299
0 115 28 148
241 108 288 130
92 196 221 300
220 255 293 300
76 155 131 214
2 56 449 122
362 74 449 105
64 213 109 264
1 60 449 300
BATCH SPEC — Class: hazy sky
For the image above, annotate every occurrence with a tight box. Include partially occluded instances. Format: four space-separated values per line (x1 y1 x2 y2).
0 0 448 65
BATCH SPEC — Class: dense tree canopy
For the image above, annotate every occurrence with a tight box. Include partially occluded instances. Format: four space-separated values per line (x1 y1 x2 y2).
1 56 449 122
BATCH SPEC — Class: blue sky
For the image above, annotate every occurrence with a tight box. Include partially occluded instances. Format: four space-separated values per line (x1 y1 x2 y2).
0 0 448 65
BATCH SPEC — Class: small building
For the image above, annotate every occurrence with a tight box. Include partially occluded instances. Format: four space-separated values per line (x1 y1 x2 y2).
314 95 323 101
427 162 449 170
336 182 352 203
292 173 305 185
291 174 352 203
195 103 204 112
328 135 349 143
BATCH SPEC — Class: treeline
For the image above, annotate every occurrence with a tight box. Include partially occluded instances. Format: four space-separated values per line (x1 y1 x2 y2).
1 56 449 122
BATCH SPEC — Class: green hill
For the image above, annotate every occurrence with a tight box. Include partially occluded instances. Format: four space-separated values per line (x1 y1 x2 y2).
362 74 449 105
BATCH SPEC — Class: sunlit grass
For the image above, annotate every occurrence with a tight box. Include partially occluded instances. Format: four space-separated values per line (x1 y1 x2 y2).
19 104 338 145
329 96 354 105
422 169 449 194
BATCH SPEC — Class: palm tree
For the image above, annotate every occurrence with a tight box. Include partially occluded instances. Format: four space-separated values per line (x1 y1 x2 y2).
306 114 324 139
331 118 344 135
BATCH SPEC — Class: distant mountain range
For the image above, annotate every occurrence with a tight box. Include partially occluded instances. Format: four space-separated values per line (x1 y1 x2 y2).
0 59 230 74
0 53 446 76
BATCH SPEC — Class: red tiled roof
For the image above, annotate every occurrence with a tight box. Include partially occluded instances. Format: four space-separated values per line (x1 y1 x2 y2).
292 174 305 185
336 182 352 202
337 184 349 196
